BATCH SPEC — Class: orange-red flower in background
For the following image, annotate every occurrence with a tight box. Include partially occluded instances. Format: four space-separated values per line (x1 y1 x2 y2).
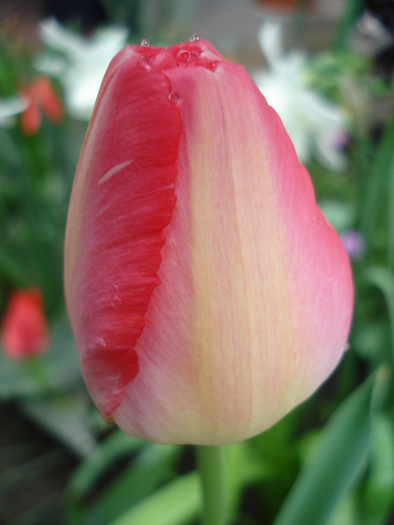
1 288 50 360
20 77 64 135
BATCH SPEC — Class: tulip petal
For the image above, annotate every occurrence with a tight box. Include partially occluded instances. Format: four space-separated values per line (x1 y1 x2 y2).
64 47 182 416
113 43 352 444
66 41 353 445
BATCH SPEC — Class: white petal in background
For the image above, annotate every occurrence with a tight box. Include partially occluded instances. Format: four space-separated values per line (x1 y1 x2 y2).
36 18 129 120
0 95 29 128
253 20 349 172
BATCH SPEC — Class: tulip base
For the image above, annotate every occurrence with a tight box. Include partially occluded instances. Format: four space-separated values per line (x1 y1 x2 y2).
196 445 226 525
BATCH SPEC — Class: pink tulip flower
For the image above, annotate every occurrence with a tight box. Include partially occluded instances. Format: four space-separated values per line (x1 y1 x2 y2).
64 39 353 445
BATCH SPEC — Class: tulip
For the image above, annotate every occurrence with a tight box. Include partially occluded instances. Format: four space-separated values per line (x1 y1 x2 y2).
1 288 50 360
64 38 353 445
20 77 63 135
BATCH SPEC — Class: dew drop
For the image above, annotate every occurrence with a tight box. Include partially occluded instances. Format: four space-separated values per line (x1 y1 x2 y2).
168 91 180 102
239 64 245 73
110 301 116 308
177 49 191 64
113 283 119 290
99 337 106 347
210 60 219 71
176 48 199 66
190 33 201 42
114 295 121 302
140 38 150 46
139 55 151 69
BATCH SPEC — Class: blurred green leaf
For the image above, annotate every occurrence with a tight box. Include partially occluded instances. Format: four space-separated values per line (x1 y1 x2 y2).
361 414 394 525
362 108 394 242
326 492 357 525
0 245 30 287
365 267 394 365
21 393 97 459
272 377 373 525
111 471 200 525
68 430 145 497
76 444 180 525
334 0 364 51
352 321 390 364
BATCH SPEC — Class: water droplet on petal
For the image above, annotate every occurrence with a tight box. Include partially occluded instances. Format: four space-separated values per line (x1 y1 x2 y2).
168 91 180 102
110 301 116 308
140 38 150 46
239 64 245 73
113 283 119 290
190 33 201 42
210 60 219 71
176 48 199 66
114 295 121 302
177 49 191 64
99 338 106 347
139 55 151 70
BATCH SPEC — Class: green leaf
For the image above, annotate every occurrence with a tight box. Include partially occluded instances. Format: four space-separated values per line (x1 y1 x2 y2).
21 393 97 459
111 472 201 525
272 378 373 525
365 267 394 365
83 444 180 525
362 108 394 241
68 430 145 497
361 415 394 525
334 0 364 51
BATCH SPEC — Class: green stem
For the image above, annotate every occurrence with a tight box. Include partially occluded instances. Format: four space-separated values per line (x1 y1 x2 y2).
196 446 226 525
334 0 364 51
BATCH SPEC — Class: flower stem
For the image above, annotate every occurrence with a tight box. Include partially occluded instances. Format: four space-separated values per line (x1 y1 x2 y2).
196 446 226 525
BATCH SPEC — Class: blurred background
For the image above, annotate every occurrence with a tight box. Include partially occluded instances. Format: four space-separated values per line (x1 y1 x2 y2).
0 0 394 524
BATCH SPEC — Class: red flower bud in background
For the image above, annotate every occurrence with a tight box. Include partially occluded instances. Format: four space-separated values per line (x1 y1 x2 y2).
1 288 50 360
20 77 63 135
64 39 353 445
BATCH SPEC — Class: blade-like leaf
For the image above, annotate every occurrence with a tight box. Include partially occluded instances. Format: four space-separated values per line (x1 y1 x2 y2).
365 266 394 365
361 414 394 525
21 393 97 459
272 377 373 525
111 472 200 525
362 107 394 240
84 444 180 525
68 429 145 497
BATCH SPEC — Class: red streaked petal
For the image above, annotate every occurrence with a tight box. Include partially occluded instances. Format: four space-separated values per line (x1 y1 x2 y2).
64 47 181 416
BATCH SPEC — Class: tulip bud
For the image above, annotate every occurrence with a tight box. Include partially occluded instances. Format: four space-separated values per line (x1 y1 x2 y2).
64 40 353 445
1 288 50 360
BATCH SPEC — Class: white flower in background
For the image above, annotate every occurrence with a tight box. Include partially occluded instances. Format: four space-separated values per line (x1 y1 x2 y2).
253 21 349 172
0 95 29 128
36 18 128 120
